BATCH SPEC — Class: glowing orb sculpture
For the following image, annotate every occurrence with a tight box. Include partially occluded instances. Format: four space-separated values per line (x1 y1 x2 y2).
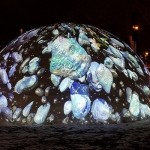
0 23 150 125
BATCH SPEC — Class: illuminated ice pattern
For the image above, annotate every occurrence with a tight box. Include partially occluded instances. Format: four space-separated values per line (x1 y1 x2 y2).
0 23 150 125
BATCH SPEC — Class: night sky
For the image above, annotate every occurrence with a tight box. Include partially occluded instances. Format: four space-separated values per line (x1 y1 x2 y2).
0 0 150 55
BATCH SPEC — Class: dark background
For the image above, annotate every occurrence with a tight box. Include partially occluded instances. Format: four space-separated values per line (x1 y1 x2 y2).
0 0 150 56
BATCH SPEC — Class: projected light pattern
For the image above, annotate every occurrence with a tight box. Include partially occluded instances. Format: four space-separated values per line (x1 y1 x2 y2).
0 23 150 125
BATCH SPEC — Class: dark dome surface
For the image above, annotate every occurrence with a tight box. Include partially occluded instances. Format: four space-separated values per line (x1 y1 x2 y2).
0 23 150 125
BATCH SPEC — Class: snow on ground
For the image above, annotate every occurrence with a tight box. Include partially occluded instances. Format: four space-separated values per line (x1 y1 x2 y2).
0 119 150 149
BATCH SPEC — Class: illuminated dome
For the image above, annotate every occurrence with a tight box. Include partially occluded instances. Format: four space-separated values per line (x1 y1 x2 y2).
0 23 150 125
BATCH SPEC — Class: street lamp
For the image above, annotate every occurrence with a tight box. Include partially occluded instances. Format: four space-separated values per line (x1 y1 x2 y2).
132 25 139 53
144 51 149 66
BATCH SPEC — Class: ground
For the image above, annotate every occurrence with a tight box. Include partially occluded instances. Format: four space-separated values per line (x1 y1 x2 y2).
0 119 150 150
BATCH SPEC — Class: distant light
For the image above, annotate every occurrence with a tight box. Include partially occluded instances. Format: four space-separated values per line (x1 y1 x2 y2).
145 52 149 57
20 28 24 34
132 25 139 31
